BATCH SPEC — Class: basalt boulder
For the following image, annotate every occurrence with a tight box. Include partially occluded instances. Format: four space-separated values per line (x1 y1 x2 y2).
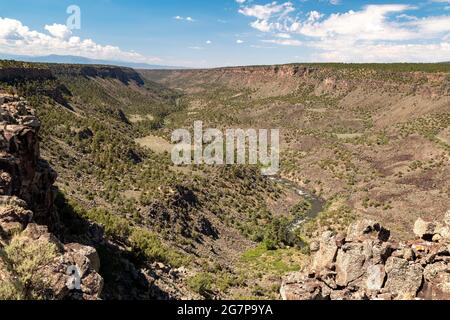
281 215 450 300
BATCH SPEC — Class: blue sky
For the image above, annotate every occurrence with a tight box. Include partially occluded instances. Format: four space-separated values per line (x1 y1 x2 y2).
0 0 449 67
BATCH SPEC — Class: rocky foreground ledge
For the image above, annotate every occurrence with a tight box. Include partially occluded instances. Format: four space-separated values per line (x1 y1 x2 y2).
281 214 450 300
0 93 103 299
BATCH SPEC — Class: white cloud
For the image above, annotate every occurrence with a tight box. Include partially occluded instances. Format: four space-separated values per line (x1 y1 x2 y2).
240 2 450 62
44 24 72 39
250 19 276 32
275 33 291 39
174 16 195 22
262 39 302 46
307 11 323 23
236 0 246 3
290 5 418 41
206 40 212 44
313 41 450 63
244 4 450 41
242 2 295 33
407 15 450 35
239 2 295 20
236 39 244 44
0 17 161 63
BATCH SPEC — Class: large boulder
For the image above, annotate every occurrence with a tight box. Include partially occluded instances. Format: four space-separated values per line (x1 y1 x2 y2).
0 198 32 238
414 218 439 240
420 262 450 299
346 220 390 242
384 257 423 300
335 243 367 287
366 264 386 292
312 231 338 272
280 274 328 300
65 243 101 273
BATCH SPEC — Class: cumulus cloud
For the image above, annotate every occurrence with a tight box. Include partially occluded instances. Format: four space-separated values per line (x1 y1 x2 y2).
313 41 450 63
44 24 72 39
241 2 296 33
239 2 295 20
289 5 418 41
0 17 161 63
239 2 450 62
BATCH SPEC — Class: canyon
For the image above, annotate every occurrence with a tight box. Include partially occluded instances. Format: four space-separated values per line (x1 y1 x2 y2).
0 61 449 299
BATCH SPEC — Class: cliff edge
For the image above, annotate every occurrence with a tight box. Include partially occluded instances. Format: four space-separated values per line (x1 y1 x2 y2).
0 92 103 300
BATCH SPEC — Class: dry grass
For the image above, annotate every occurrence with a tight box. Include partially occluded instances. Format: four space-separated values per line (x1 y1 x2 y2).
128 114 154 123
135 135 173 154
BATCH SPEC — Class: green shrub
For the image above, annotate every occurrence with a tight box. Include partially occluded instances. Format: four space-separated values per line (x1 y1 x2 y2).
187 273 214 299
0 235 57 300
129 228 187 267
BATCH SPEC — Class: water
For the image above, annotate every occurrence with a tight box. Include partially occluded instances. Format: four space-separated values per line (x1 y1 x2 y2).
269 176 326 231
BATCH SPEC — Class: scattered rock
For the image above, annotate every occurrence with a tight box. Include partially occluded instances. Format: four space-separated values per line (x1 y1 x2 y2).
403 248 416 261
281 215 450 300
438 226 450 240
445 211 450 227
309 241 320 252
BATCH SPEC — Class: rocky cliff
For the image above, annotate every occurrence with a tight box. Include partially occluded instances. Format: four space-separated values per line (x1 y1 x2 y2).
141 64 450 99
0 92 103 300
51 65 145 85
281 215 450 300
0 67 54 82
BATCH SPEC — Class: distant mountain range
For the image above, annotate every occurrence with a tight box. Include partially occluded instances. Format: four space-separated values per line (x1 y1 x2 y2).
0 54 185 70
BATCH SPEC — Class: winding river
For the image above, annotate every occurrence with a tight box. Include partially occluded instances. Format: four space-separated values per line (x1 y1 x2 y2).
269 176 326 231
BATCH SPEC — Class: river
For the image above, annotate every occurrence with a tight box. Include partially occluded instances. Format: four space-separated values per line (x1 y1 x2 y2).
269 176 326 231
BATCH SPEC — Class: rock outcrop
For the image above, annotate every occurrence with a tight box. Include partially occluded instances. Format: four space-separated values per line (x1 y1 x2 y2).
281 214 450 300
0 67 54 82
0 93 103 300
0 93 58 227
